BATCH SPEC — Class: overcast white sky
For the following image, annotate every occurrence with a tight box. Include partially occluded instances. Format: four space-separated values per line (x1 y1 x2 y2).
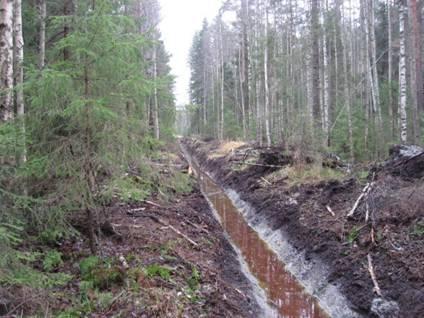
159 0 222 106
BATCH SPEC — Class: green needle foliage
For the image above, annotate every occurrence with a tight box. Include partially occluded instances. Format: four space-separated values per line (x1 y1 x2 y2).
0 0 176 285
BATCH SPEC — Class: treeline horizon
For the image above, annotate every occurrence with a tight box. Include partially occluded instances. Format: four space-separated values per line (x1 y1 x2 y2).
186 0 423 161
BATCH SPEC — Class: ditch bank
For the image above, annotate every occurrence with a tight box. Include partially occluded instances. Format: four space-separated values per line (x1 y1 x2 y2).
181 138 424 318
1 149 260 318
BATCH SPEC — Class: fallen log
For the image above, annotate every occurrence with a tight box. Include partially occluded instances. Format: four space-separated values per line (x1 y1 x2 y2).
128 207 146 213
167 224 199 247
126 210 198 247
144 200 162 208
347 182 374 218
326 205 336 217
234 161 287 169
367 254 382 296
261 177 272 185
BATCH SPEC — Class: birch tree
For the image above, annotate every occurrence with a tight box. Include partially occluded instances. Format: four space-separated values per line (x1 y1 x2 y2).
14 0 26 163
0 0 14 122
187 0 423 159
398 0 408 144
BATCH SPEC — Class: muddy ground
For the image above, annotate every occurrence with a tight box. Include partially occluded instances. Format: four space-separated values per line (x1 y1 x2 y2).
183 138 424 318
1 153 258 317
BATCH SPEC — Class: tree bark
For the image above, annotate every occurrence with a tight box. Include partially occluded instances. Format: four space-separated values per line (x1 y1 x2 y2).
219 17 224 140
37 0 46 69
398 0 408 144
369 0 382 125
338 0 354 161
152 45 160 140
387 0 396 139
238 46 247 139
0 0 14 122
321 0 330 147
14 0 26 164
408 0 423 141
264 0 271 147
63 0 70 60
311 0 321 141
241 0 250 132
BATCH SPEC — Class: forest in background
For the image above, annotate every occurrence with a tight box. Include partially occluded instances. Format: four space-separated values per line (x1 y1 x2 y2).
185 0 424 161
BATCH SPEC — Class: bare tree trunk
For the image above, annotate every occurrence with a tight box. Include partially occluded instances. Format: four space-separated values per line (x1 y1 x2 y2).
0 0 14 122
369 0 382 125
338 0 354 161
387 0 395 139
408 0 423 141
255 69 262 145
361 0 375 153
83 62 97 254
212 64 217 138
238 46 247 139
306 46 314 135
152 45 160 140
241 0 250 132
333 4 339 113
321 1 330 147
37 0 46 69
63 0 71 60
311 0 321 142
14 0 26 164
14 0 23 118
254 0 262 145
219 18 224 140
202 68 207 133
398 0 408 144
233 64 240 126
264 0 271 147
286 0 295 139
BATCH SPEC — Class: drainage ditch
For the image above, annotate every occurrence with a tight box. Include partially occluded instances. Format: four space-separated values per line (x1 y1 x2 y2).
180 144 366 317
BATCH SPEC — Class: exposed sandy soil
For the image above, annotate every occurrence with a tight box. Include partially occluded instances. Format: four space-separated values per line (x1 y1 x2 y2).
183 138 424 318
1 154 258 317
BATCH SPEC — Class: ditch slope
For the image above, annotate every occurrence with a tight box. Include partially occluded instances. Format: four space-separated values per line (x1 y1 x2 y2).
1 150 259 317
182 138 424 318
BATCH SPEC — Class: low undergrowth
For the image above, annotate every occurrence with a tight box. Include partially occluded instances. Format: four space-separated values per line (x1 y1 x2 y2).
0 141 194 316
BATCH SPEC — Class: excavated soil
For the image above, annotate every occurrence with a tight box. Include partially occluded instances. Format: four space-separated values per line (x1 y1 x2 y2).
182 138 424 318
2 154 258 317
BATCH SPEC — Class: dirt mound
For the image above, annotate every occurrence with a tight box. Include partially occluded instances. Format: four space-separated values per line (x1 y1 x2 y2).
184 138 424 318
382 145 424 180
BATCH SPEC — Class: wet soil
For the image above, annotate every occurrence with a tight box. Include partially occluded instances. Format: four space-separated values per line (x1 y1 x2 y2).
183 138 424 318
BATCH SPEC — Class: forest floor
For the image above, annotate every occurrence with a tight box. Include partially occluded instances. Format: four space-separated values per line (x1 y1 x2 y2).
1 150 258 317
182 138 424 318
